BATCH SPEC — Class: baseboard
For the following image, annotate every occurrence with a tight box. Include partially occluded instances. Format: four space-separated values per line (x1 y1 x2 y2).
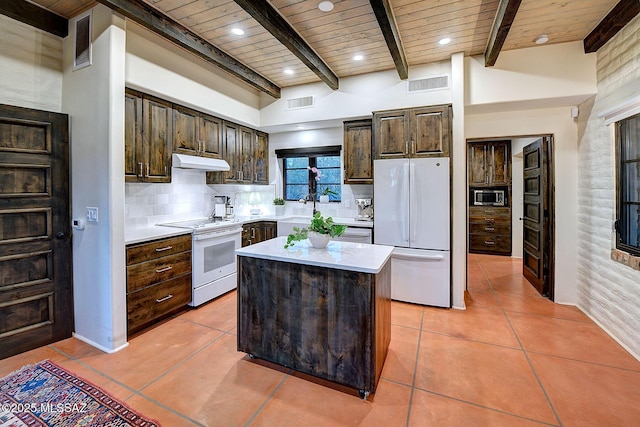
72 333 129 354
576 305 640 362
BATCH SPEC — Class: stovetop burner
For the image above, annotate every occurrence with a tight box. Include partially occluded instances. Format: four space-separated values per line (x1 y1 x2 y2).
157 217 239 231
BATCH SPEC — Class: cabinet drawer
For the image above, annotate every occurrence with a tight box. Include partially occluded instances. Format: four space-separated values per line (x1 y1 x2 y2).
469 206 510 219
126 251 191 293
469 234 511 254
127 274 192 333
126 234 192 264
469 222 511 235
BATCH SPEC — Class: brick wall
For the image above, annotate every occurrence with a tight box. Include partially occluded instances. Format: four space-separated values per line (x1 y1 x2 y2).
576 14 640 358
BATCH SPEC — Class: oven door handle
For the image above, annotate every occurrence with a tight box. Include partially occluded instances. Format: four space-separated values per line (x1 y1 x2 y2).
193 227 242 241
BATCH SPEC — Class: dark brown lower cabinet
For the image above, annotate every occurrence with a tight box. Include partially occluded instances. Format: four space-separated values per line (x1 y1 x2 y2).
241 221 277 247
237 256 391 395
468 206 512 255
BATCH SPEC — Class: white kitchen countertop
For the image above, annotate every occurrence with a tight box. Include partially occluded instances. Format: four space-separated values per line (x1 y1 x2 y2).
125 226 192 245
235 236 392 274
239 214 374 228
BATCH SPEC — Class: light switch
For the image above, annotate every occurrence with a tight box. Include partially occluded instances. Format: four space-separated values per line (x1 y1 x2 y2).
86 207 99 222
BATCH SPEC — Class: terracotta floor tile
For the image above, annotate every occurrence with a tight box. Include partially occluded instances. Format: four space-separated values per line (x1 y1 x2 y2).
0 345 72 377
141 334 287 426
391 301 424 329
415 332 557 424
55 359 136 402
422 305 520 348
249 377 411 426
51 337 109 359
77 317 224 390
380 325 420 385
489 274 541 296
180 289 238 332
530 353 640 427
125 394 201 427
497 293 590 322
464 289 501 308
508 312 640 370
409 388 552 427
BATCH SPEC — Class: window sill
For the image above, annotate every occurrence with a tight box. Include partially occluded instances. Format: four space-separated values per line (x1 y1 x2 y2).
611 249 640 271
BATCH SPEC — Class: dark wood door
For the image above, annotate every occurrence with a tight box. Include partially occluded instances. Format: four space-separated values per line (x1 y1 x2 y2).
173 104 199 156
373 109 408 158
0 104 73 359
343 119 373 184
468 143 488 185
239 127 254 183
253 131 269 184
124 89 143 182
223 121 239 182
142 96 172 183
411 105 450 157
200 113 223 159
522 137 553 297
488 141 510 185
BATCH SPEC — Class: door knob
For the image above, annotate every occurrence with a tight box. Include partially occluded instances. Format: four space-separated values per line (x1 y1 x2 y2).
518 217 524 221
56 231 69 240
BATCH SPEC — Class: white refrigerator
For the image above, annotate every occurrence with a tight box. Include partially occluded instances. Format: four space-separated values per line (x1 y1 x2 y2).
374 158 451 307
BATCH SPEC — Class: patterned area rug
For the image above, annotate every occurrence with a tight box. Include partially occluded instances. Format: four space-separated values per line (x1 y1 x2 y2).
0 360 159 427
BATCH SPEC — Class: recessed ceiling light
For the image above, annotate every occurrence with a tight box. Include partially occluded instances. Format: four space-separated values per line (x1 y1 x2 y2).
318 1 334 12
438 37 451 45
231 28 244 36
353 54 364 61
283 69 294 75
534 34 549 44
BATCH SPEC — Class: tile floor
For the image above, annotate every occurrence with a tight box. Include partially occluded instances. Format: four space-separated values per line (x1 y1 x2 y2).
2 254 640 426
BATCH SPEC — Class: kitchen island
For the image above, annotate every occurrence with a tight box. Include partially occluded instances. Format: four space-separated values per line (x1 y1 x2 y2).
236 237 393 397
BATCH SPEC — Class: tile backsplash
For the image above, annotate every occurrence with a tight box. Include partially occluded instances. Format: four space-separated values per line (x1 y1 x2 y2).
125 168 371 228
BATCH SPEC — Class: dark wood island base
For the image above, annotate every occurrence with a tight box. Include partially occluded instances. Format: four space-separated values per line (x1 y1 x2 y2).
237 251 391 397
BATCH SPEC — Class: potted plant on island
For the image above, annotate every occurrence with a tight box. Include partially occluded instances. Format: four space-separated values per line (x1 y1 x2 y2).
273 197 285 216
284 212 347 249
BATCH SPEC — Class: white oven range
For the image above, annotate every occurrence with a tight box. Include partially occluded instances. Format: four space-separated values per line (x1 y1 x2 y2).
158 218 242 306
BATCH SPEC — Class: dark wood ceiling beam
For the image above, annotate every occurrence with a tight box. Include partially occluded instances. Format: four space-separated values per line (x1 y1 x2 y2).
584 0 640 53
94 0 281 99
370 0 408 80
0 0 68 38
233 0 339 90
484 0 522 67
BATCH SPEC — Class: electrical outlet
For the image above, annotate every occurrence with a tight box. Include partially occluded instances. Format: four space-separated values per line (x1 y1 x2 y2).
86 207 99 222
344 199 351 208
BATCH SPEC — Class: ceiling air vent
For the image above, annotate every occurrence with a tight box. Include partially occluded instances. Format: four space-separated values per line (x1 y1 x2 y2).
285 95 314 110
407 75 449 93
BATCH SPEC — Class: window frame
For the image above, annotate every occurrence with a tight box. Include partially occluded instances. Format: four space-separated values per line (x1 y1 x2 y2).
615 112 640 257
277 146 342 203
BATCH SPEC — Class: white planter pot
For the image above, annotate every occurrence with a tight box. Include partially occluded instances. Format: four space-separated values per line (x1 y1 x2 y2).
307 231 331 248
275 205 285 216
319 195 330 203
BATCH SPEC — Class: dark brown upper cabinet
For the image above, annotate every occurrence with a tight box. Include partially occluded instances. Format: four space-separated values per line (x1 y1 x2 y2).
253 131 269 185
173 105 223 159
468 140 511 186
373 104 451 159
343 119 373 184
125 89 171 183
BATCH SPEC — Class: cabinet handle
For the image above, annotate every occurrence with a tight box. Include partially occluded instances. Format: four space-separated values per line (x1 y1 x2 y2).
484 241 496 245
146 163 150 177
484 227 495 231
484 218 495 223
155 245 173 252
247 239 252 245
250 228 255 239
405 140 408 154
156 294 173 303
255 172 257 181
155 266 173 273
138 162 143 178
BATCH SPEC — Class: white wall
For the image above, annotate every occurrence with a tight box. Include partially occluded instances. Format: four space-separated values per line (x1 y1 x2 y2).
124 21 261 128
466 107 579 304
0 15 62 111
62 5 128 352
576 14 640 359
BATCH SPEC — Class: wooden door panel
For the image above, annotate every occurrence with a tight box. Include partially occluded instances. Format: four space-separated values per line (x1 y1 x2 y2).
253 131 269 184
239 127 253 183
374 111 407 158
143 97 172 183
522 138 548 296
0 104 72 359
124 90 143 181
490 143 509 185
173 105 199 155
343 120 372 184
200 114 223 159
223 121 239 182
468 144 487 185
412 109 445 156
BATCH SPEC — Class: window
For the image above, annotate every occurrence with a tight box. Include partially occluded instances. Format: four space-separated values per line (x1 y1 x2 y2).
276 146 342 202
616 112 640 256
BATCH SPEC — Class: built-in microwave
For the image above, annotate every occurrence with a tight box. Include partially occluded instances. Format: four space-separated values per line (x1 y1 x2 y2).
470 187 507 206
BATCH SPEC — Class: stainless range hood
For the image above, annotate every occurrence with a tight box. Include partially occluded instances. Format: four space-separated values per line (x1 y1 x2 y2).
172 154 230 171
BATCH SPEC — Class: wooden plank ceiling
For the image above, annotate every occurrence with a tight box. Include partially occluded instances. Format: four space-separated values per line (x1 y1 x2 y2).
26 0 626 95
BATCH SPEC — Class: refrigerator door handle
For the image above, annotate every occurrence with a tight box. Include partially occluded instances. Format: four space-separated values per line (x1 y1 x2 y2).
393 252 445 261
409 161 417 243
401 163 410 243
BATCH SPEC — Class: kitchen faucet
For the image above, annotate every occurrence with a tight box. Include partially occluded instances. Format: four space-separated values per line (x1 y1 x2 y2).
298 193 318 215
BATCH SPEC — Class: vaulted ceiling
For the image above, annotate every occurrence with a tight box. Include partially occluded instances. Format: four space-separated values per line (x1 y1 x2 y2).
7 0 640 98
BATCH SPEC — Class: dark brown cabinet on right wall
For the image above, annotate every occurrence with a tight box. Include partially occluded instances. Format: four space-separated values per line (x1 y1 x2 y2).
468 140 512 256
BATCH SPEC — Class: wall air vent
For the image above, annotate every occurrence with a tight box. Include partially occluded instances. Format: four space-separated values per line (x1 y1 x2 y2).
407 75 449 93
285 95 314 110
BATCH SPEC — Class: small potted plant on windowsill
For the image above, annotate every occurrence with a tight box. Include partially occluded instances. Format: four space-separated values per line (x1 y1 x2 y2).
284 212 347 249
319 188 337 204
273 197 285 216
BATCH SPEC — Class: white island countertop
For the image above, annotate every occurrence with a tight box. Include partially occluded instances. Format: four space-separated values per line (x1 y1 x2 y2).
235 236 393 274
